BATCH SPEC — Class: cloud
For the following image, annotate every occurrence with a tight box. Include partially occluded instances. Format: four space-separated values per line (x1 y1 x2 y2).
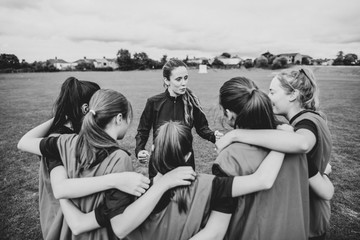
0 0 42 9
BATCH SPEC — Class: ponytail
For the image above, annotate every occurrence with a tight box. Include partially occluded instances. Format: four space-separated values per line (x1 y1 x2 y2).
219 77 277 130
48 77 100 135
75 89 132 173
183 89 204 126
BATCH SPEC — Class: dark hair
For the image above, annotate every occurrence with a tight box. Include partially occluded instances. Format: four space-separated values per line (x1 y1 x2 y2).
48 77 100 135
219 77 277 130
152 121 192 214
162 59 204 126
276 68 319 110
75 89 133 173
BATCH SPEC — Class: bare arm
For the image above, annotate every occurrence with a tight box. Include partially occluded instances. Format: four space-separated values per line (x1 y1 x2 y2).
309 163 334 200
189 211 231 240
50 166 150 199
60 199 100 236
17 119 53 155
216 127 314 154
110 167 196 239
57 167 196 237
232 151 285 197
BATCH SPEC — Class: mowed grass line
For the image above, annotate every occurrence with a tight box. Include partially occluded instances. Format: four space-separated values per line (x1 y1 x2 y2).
0 66 359 239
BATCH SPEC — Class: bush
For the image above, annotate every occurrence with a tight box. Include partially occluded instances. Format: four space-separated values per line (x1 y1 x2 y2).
244 59 254 68
272 57 288 69
254 56 268 68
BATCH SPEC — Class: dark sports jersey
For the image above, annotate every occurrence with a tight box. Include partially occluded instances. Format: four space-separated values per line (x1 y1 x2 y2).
38 125 74 240
95 174 235 240
290 110 332 237
40 133 133 240
213 142 309 240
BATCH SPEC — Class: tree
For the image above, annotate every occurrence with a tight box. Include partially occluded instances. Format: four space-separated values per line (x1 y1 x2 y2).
221 52 231 58
211 58 224 68
333 51 344 65
133 52 150 70
344 53 358 65
254 56 268 68
116 49 134 71
0 54 20 69
272 57 288 69
160 55 167 67
301 57 311 65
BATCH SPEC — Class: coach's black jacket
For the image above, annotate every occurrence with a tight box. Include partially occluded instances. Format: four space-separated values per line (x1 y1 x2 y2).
135 89 216 157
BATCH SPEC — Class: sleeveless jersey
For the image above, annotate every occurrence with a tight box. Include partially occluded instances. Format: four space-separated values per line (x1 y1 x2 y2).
124 174 215 240
56 134 133 240
291 110 332 237
214 142 309 240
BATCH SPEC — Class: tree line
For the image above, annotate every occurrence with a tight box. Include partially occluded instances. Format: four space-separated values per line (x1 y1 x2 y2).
1 50 359 73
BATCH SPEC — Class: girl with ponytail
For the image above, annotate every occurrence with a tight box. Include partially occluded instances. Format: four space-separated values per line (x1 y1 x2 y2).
135 59 222 178
18 89 193 239
215 73 333 239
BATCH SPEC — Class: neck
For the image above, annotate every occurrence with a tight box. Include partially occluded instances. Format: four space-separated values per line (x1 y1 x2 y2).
104 126 117 141
286 105 304 121
167 88 180 97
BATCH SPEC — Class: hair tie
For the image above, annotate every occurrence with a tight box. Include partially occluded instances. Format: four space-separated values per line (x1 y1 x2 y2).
89 109 96 116
250 88 257 95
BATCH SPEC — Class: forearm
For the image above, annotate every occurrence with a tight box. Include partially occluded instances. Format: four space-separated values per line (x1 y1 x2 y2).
17 119 53 155
309 173 334 200
189 211 230 240
229 129 309 153
111 184 167 239
59 199 100 235
232 151 284 197
51 171 116 199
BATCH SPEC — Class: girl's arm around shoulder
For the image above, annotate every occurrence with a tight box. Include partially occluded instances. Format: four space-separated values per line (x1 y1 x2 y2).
216 125 314 154
59 199 100 235
17 119 53 155
189 211 231 240
232 150 285 197
50 166 150 199
110 166 196 239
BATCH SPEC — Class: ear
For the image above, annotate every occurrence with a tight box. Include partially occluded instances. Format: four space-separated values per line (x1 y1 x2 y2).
163 77 170 87
184 152 192 162
289 89 300 102
115 113 123 125
81 103 89 115
225 109 236 121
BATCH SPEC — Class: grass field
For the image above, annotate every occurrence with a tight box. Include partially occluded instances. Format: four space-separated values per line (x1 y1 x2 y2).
0 66 359 239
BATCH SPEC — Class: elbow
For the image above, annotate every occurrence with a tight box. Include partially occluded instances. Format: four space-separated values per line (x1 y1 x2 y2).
70 223 87 236
114 229 128 239
259 175 276 190
323 187 335 201
17 140 24 151
298 141 311 153
52 187 66 200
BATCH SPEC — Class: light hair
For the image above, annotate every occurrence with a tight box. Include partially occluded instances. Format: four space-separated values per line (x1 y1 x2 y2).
75 89 133 173
152 121 192 213
276 68 319 110
162 59 204 126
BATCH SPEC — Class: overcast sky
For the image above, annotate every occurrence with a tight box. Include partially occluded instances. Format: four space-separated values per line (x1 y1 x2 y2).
1 0 359 62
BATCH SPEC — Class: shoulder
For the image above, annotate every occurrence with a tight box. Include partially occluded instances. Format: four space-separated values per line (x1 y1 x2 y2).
108 149 134 171
148 92 166 102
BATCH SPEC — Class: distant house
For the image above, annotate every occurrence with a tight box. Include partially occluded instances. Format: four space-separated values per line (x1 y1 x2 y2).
48 57 76 70
187 57 208 65
276 53 303 64
93 57 119 69
74 57 95 65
